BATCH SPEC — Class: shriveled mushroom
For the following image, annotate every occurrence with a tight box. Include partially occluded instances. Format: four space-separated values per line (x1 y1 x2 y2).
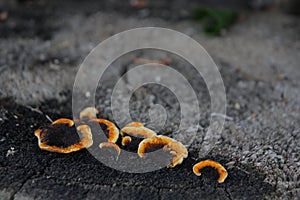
193 160 228 183
88 118 120 158
138 135 188 168
78 107 119 143
121 122 156 141
34 119 93 153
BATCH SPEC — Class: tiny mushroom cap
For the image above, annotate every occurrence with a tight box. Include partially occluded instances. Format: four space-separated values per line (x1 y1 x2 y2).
138 135 188 168
121 122 157 139
99 142 121 158
89 118 119 143
121 136 132 146
138 135 173 158
34 119 93 153
192 160 228 183
80 107 99 120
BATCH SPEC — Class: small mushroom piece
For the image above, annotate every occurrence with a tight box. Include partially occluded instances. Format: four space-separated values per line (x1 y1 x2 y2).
138 135 173 158
193 160 228 183
124 122 144 127
138 135 188 168
121 122 156 139
77 125 93 148
89 118 119 143
52 118 74 126
121 136 132 146
79 107 99 120
34 119 93 153
99 142 121 158
163 141 188 168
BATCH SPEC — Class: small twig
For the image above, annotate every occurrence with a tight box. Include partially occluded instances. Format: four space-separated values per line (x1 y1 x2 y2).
24 105 43 115
24 105 53 123
211 112 233 121
45 115 53 123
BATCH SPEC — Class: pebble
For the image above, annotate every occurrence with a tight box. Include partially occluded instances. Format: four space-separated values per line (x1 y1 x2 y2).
85 91 91 98
234 102 241 110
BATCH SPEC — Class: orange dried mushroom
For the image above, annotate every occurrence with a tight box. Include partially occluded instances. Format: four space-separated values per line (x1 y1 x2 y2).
138 135 188 168
121 136 132 146
34 119 93 153
121 122 156 139
193 160 228 183
88 118 120 157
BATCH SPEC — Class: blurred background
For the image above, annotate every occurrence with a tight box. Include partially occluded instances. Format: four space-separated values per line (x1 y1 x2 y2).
0 0 299 103
0 1 299 199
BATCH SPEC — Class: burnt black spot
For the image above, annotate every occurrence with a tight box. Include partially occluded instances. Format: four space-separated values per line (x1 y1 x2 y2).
40 123 80 148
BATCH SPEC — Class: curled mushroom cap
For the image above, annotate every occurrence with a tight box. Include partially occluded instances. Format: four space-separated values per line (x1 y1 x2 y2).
89 118 119 143
193 160 228 183
99 142 121 159
34 119 93 153
138 135 188 168
80 107 99 120
138 136 173 158
121 122 156 139
121 136 132 146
